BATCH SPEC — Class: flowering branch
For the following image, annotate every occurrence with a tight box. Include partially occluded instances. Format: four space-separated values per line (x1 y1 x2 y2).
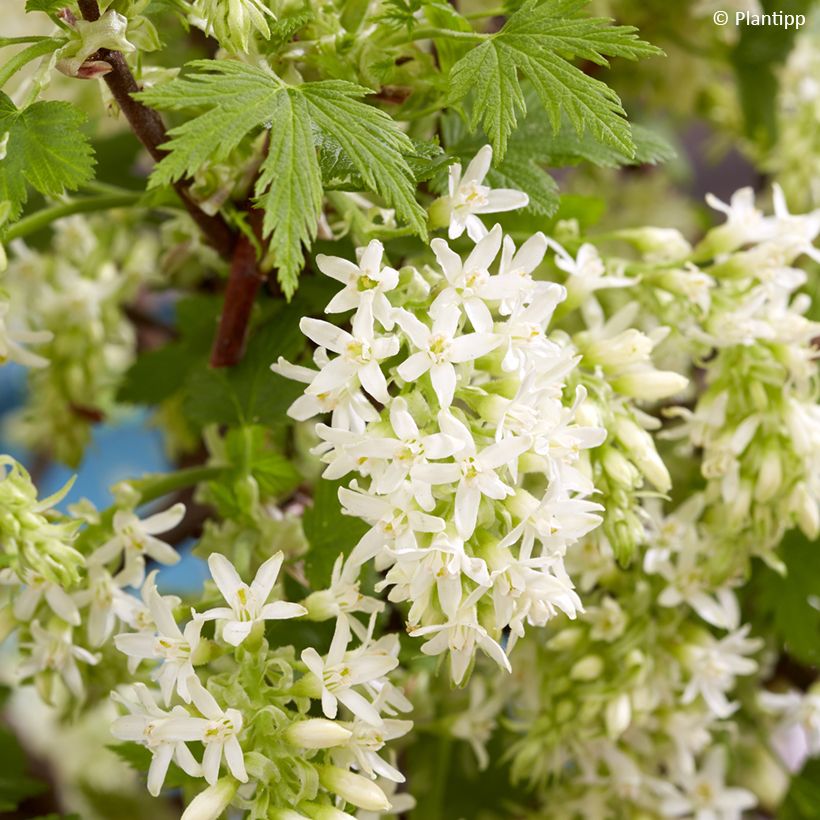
76 0 235 259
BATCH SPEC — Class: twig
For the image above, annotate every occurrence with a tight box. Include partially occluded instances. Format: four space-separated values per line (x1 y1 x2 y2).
209 223 267 367
77 0 235 258
79 0 275 369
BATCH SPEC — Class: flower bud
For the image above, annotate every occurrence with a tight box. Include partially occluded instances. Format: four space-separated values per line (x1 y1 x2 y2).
546 626 583 651
584 330 653 370
181 779 238 820
318 766 391 812
613 228 692 263
303 806 357 820
602 448 640 488
755 448 782 503
570 655 604 681
302 590 339 621
605 693 632 738
285 719 352 749
612 369 688 402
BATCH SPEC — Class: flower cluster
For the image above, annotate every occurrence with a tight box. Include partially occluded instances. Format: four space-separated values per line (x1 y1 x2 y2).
4 215 160 465
0 470 186 702
275 163 609 683
111 553 412 818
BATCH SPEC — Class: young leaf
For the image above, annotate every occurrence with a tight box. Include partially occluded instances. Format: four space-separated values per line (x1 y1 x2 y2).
0 93 95 220
138 62 425 295
447 0 661 159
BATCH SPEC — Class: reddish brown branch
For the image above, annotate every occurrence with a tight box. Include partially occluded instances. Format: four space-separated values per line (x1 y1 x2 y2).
209 227 267 367
77 0 235 258
79 0 276 369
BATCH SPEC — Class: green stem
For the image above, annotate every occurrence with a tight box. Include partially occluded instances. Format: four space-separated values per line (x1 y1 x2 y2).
129 465 227 505
3 193 141 242
0 39 62 89
0 36 54 47
409 27 486 42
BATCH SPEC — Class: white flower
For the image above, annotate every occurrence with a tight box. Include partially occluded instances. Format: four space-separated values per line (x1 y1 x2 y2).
333 717 413 782
771 183 820 262
414 412 528 539
430 226 505 332
272 354 379 433
111 683 202 796
497 232 551 313
553 242 633 295
410 587 510 685
0 299 51 368
303 554 385 620
89 503 185 587
301 301 398 405
318 240 399 326
337 396 461 504
18 620 99 699
199 552 306 645
759 687 820 767
704 187 776 252
5 568 80 626
446 146 529 242
114 572 203 704
681 626 762 718
340 485 445 572
659 748 756 819
450 678 503 769
165 675 248 785
73 565 142 647
395 304 501 408
301 616 397 726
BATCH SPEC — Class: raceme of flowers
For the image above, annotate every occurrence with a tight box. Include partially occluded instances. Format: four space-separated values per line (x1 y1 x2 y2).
273 148 695 684
0 462 414 817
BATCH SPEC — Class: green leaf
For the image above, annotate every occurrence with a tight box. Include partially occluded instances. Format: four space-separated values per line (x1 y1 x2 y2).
0 93 95 220
447 0 661 159
257 91 323 297
179 284 331 428
730 0 813 150
526 117 676 168
118 295 221 406
749 530 820 666
0 725 46 812
303 479 368 588
138 62 425 294
781 759 820 819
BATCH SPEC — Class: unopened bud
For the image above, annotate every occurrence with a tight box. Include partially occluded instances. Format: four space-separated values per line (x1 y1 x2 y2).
285 719 352 749
602 448 640 488
181 779 237 820
605 693 632 738
584 329 653 370
612 369 688 402
570 655 604 681
318 766 391 812
755 448 782 503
